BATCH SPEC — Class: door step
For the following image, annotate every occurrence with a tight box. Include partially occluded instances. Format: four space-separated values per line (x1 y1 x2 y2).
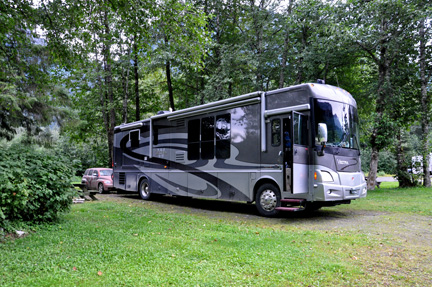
275 207 304 212
281 199 305 205
276 198 306 212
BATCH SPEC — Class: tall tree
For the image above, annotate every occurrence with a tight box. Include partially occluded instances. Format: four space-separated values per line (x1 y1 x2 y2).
417 7 432 186
0 0 70 140
343 0 416 190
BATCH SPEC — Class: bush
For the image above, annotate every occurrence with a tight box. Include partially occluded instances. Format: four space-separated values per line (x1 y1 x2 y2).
0 144 75 228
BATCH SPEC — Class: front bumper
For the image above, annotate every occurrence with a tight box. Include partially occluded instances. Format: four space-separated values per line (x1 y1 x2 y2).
313 181 367 202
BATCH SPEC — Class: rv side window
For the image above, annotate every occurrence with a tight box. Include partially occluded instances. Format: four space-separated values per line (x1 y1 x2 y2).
293 113 308 146
153 126 159 145
271 119 281 147
201 116 215 159
130 130 140 148
216 114 231 159
188 119 200 160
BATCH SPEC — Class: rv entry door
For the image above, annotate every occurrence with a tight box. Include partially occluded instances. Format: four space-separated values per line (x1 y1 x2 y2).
282 117 293 193
291 112 309 194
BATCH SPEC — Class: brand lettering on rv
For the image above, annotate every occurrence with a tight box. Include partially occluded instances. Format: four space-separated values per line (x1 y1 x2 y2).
155 148 167 158
338 159 349 165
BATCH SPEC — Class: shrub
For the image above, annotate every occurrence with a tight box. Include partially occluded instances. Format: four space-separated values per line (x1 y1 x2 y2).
0 144 75 228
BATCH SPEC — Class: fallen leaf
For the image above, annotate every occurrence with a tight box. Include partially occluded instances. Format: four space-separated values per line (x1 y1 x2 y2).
97 271 103 276
73 267 77 271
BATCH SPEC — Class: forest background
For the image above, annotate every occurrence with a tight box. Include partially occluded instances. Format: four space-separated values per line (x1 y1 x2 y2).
1 0 431 191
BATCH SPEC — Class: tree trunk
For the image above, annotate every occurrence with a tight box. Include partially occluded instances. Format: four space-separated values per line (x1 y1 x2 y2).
279 32 289 89
367 65 388 190
367 18 393 191
367 145 380 190
396 129 414 187
279 0 293 89
134 39 140 121
103 10 115 166
121 39 130 123
166 59 175 111
419 19 431 187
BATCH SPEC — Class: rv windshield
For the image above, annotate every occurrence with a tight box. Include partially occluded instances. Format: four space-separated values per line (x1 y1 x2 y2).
314 99 360 149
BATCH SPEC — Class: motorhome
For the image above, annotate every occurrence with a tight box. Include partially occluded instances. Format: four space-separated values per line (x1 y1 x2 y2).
411 154 432 175
113 83 367 216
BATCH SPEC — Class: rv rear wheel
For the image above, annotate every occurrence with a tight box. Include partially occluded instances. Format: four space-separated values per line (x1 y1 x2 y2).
139 179 151 200
255 183 281 217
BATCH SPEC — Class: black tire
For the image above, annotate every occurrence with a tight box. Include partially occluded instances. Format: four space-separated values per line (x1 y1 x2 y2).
255 183 281 217
98 183 105 194
138 178 151 200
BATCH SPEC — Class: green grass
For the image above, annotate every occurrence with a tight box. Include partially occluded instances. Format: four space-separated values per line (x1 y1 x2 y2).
1 201 374 286
1 188 431 286
378 181 399 189
345 186 432 216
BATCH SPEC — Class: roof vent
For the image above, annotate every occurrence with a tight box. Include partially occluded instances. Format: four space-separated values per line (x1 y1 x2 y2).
317 79 325 84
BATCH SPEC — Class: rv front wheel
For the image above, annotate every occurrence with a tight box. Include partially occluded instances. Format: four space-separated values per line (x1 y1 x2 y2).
255 183 281 217
139 179 151 200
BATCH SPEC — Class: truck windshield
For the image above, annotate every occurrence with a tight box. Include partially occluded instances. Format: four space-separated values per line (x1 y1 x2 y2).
314 99 360 149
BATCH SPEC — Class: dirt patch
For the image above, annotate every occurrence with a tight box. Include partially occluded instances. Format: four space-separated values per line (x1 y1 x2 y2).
98 192 432 286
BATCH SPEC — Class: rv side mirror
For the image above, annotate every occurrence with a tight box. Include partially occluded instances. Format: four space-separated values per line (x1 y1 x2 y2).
317 123 328 144
317 123 327 156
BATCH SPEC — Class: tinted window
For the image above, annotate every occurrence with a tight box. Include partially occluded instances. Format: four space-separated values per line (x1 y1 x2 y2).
271 119 281 147
201 117 214 159
293 113 308 146
153 126 159 145
188 119 200 160
130 130 140 148
216 114 231 159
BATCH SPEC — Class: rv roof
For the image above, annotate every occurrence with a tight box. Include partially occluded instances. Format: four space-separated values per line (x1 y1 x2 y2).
114 83 355 131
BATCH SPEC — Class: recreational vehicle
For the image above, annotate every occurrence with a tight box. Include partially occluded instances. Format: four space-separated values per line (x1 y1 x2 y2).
113 83 367 217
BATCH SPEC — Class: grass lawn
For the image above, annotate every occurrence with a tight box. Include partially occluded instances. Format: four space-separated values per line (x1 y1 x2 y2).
1 187 431 286
344 184 432 216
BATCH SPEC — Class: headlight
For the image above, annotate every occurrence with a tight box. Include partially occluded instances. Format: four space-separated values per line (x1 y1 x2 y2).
321 171 334 182
104 180 111 184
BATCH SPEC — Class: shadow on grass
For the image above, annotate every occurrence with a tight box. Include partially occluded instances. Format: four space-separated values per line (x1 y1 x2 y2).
111 192 358 222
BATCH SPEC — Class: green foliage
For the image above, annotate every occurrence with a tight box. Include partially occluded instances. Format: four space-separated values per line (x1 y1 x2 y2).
361 147 396 175
0 144 75 228
53 136 109 175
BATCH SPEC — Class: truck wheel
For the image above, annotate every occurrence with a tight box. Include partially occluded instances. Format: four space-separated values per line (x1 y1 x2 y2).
255 183 281 217
139 179 151 200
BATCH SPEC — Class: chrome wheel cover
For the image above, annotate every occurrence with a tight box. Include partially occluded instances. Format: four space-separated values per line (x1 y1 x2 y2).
140 182 149 197
260 189 277 211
